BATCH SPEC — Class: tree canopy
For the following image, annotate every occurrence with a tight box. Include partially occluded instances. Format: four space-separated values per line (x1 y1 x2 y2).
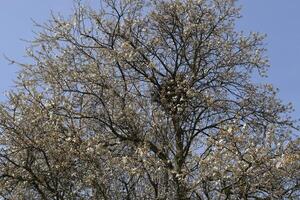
0 0 299 199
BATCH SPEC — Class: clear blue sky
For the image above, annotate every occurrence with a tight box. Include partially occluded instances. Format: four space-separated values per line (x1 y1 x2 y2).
0 0 299 119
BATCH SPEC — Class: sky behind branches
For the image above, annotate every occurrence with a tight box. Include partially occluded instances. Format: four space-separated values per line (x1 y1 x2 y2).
0 0 299 120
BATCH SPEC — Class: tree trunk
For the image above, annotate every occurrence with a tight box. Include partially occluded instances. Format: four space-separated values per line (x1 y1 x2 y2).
173 115 187 200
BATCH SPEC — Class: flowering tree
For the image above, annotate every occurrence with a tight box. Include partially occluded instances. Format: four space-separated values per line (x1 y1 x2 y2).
0 0 299 199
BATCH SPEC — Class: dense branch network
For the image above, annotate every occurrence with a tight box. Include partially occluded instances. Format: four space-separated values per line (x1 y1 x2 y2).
0 0 299 199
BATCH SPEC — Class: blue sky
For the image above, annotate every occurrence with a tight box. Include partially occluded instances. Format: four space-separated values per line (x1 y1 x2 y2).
237 1 300 120
0 0 74 94
0 0 299 120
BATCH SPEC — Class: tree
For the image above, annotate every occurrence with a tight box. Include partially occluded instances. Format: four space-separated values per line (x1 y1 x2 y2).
0 0 299 199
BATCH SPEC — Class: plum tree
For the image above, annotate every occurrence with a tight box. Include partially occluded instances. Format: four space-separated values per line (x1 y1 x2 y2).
0 0 299 199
